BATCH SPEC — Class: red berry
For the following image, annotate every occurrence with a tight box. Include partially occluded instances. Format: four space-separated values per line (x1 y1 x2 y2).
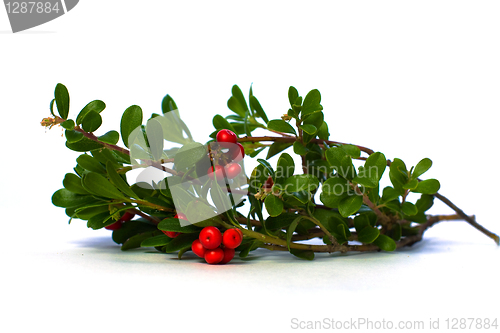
219 247 235 264
216 130 238 148
229 143 245 163
222 228 243 249
104 220 123 230
174 213 188 221
191 239 206 258
207 165 225 180
162 230 180 238
225 163 241 179
121 211 135 222
204 248 224 264
199 226 223 249
263 175 274 189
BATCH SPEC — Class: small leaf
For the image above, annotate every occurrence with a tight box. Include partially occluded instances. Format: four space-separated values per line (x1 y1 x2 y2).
412 158 432 179
98 131 119 145
293 141 308 155
381 186 400 202
401 202 418 216
301 89 322 116
146 118 164 161
51 189 98 208
265 195 284 217
286 217 303 250
66 136 104 152
63 173 89 194
87 212 115 230
112 220 158 244
61 119 75 130
257 159 275 178
300 124 317 135
141 234 172 247
162 233 199 253
267 119 297 135
213 114 237 133
161 94 178 113
321 177 350 196
318 122 329 140
121 231 161 251
65 129 83 143
82 172 126 199
76 154 106 174
288 86 299 107
389 158 408 193
415 194 434 213
276 153 295 185
373 234 397 251
340 145 361 158
250 95 268 124
157 218 201 233
174 142 207 171
76 100 106 125
338 195 363 217
54 83 69 119
266 142 292 159
289 249 314 260
413 179 440 194
106 161 138 198
402 178 419 190
282 174 319 194
120 105 143 148
357 226 380 244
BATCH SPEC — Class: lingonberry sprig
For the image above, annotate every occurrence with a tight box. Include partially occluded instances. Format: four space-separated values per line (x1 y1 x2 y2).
43 83 499 265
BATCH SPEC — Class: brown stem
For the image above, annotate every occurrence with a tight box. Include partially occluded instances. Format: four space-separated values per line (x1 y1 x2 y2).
129 209 161 225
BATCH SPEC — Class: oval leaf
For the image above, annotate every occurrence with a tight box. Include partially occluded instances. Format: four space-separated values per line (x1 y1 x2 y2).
412 158 432 179
120 105 143 148
82 172 126 199
265 195 284 217
373 234 397 251
357 226 380 244
54 83 69 119
338 194 363 217
413 179 440 194
267 119 297 135
76 100 106 125
81 111 102 133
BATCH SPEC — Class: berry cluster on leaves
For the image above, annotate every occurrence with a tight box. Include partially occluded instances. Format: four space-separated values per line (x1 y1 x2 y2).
44 83 499 264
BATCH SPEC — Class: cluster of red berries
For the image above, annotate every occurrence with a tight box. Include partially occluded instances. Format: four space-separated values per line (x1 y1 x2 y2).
104 211 135 230
207 129 245 181
192 226 243 264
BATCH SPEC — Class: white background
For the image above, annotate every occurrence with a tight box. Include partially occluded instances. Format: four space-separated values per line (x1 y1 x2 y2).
1 1 499 332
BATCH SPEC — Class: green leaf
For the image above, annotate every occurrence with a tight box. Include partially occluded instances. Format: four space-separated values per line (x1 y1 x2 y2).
66 136 104 152
293 141 308 155
51 189 97 208
65 129 84 143
381 186 400 202
415 194 434 213
401 202 418 216
54 83 69 119
266 212 300 230
301 89 322 116
157 218 201 233
276 153 295 185
212 114 237 133
357 226 380 244
112 220 157 244
146 118 164 161
265 195 284 217
353 213 376 232
289 249 314 260
363 152 387 181
300 124 317 135
413 179 440 194
266 142 292 159
174 142 207 171
340 145 361 158
267 119 297 135
81 111 102 133
61 119 75 130
75 204 110 220
319 192 347 209
76 154 106 174
322 177 350 196
286 217 303 250
338 195 363 217
141 234 172 247
389 158 409 193
250 95 269 124
282 174 319 194
97 131 120 145
257 159 275 178
120 105 143 148
412 158 432 179
288 86 299 108
161 94 178 113
121 231 161 251
87 212 115 230
76 100 106 125
318 122 330 140
402 179 419 190
373 234 397 251
238 240 265 258
63 173 89 194
82 172 126 199
106 161 138 198
162 233 199 253
227 85 249 117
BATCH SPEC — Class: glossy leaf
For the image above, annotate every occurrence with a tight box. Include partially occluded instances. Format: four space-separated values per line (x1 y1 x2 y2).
65 129 84 143
413 179 440 194
266 142 292 159
76 100 106 125
51 189 97 208
87 212 115 230
161 95 178 113
161 233 199 253
338 194 363 217
401 202 418 216
267 119 297 135
82 172 126 199
97 131 119 145
63 173 89 194
357 226 380 244
141 234 172 247
381 186 400 202
112 220 158 244
250 95 268 124
289 249 314 260
213 114 237 133
276 153 295 185
293 141 308 155
257 159 275 178
106 161 138 198
288 86 299 107
301 89 321 116
76 154 106 174
121 231 161 251
402 179 419 190
373 234 397 251
157 218 201 233
174 142 207 171
54 83 69 119
412 158 432 179
81 111 102 133
265 195 284 217
120 105 143 148
286 216 303 250
61 119 75 130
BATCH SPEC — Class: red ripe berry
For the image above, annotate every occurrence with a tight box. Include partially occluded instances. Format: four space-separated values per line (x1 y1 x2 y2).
229 143 245 163
222 228 243 249
204 248 224 264
175 213 188 221
263 175 274 189
104 220 123 231
225 163 241 179
199 226 223 249
216 129 238 148
191 239 206 258
121 211 135 222
219 247 235 265
207 165 225 180
163 231 180 238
